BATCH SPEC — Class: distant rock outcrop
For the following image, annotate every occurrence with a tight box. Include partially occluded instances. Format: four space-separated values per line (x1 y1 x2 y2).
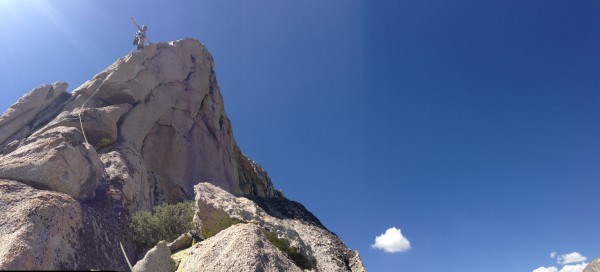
0 38 363 270
0 82 68 146
584 259 600 272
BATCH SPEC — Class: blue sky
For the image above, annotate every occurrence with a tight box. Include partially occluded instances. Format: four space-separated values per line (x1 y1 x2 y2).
1 1 599 271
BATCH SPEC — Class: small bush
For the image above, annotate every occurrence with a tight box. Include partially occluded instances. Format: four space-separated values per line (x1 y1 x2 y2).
130 202 194 250
98 137 114 147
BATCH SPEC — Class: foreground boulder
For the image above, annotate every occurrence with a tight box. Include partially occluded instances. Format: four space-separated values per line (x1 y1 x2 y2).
0 179 128 270
190 182 365 272
132 241 173 272
0 127 103 200
178 223 303 272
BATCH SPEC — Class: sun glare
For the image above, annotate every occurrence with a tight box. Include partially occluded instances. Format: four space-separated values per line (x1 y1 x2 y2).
0 0 97 52
0 0 92 69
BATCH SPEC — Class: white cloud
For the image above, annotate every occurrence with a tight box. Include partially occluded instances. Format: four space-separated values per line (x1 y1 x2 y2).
557 252 587 265
533 266 558 272
559 263 588 272
371 227 411 253
550 252 557 258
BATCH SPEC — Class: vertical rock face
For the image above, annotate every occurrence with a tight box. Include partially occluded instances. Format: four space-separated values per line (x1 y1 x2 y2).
85 39 277 212
0 39 277 213
0 38 364 270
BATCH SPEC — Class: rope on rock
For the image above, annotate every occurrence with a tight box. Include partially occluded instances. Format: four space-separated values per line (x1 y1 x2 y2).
78 88 102 145
76 86 135 271
78 113 90 144
77 50 147 270
120 241 134 270
78 50 139 145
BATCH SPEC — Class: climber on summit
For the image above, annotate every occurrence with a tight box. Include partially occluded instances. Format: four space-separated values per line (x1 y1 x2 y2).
130 16 151 51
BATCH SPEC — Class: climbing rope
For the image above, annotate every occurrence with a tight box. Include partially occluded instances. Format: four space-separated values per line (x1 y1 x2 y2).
78 49 137 145
77 87 102 145
76 86 135 270
71 46 153 271
78 113 89 144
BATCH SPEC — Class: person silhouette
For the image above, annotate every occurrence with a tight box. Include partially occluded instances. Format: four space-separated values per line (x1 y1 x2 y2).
130 17 151 50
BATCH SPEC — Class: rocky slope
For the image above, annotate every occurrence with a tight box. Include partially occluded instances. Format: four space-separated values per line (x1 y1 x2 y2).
0 38 364 271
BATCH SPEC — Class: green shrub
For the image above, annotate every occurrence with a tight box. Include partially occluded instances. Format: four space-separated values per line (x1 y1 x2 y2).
130 202 195 250
98 137 114 147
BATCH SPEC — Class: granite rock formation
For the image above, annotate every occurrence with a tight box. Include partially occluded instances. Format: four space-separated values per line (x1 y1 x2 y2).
189 182 365 272
0 39 276 214
179 223 303 272
0 38 364 271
